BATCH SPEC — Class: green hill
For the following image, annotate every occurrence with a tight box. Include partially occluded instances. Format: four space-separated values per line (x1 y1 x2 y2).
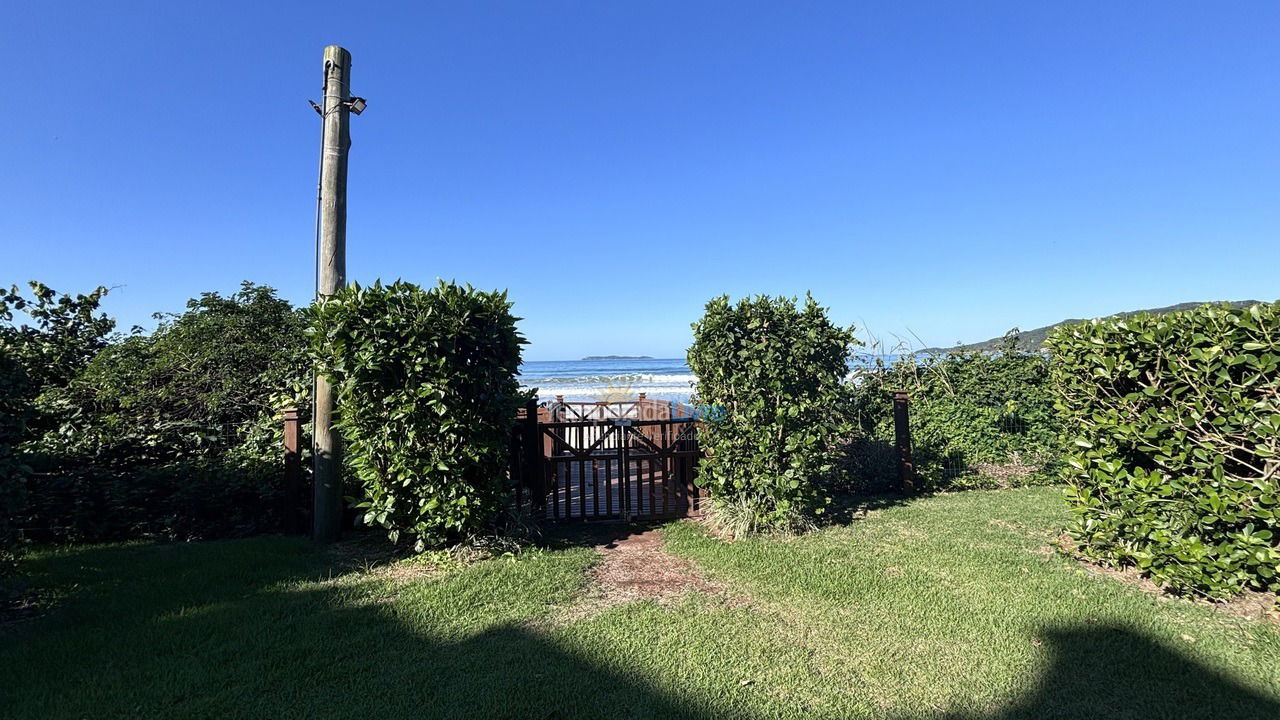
922 300 1267 354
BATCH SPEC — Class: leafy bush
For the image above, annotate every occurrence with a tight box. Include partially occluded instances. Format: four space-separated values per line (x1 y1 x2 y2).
1047 302 1280 597
0 349 30 578
21 282 307 542
850 332 1062 490
308 280 526 550
687 294 859 533
0 282 115 569
0 282 115 396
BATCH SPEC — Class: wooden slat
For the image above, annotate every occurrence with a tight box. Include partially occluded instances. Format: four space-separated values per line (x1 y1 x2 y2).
664 425 672 514
550 461 559 520
516 402 703 522
592 457 599 517
648 456 656 516
605 457 614 518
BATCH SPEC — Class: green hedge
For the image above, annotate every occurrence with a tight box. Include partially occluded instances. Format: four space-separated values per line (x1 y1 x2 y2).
688 294 859 533
1047 302 1280 597
308 281 525 550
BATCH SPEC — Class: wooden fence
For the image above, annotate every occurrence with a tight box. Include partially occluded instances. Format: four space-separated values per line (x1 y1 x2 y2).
510 396 703 522
286 392 918 532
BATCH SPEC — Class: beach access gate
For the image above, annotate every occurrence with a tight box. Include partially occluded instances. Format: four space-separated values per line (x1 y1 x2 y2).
510 396 703 521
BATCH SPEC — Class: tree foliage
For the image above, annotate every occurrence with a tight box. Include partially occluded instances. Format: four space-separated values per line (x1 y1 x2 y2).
1047 302 1280 597
687 294 859 533
0 282 115 574
308 280 526 550
21 282 308 541
48 282 307 440
0 282 116 395
0 349 30 578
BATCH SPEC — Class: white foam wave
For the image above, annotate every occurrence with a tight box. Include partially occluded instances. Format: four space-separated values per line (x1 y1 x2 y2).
523 383 696 402
518 372 696 385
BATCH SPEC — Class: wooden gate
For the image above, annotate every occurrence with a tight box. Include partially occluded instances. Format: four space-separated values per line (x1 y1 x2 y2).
511 398 703 521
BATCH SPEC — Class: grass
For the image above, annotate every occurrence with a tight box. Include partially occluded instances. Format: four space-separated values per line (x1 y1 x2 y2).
1 487 1277 719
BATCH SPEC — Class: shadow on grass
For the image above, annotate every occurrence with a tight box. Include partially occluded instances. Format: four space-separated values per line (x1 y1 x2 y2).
821 488 917 527
941 624 1280 720
0 537 714 719
537 519 672 552
1 540 1276 719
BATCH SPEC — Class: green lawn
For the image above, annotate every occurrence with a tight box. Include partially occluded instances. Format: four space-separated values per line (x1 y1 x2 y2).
2 487 1277 719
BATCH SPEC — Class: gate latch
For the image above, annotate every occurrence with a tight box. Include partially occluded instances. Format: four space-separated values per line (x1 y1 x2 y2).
613 419 633 426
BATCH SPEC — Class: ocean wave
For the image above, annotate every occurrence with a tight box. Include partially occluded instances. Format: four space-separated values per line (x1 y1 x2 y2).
523 382 696 402
518 377 696 398
518 372 696 384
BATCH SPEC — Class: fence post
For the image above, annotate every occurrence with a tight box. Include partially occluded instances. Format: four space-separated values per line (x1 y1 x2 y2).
892 391 917 493
282 407 304 534
522 398 543 509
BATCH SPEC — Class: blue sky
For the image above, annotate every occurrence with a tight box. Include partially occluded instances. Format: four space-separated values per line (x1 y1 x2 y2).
6 2 1278 361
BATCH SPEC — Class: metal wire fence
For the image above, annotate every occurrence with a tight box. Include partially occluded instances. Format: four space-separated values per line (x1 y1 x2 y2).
846 394 1060 492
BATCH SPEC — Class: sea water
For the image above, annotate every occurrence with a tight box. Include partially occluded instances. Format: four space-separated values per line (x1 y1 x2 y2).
518 358 695 403
518 354 896 403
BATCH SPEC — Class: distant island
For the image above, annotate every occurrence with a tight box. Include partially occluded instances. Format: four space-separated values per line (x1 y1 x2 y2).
581 355 654 361
922 300 1265 354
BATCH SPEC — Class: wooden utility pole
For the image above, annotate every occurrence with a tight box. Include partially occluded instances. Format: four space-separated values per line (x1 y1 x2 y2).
313 45 354 543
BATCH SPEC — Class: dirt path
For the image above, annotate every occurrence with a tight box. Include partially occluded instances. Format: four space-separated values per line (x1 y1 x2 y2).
589 528 720 599
545 528 727 626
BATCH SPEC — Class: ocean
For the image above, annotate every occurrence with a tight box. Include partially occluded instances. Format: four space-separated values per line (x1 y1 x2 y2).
518 354 896 403
518 358 695 403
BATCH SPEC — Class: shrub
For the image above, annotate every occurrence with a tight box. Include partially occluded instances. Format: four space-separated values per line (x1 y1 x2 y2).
22 282 307 542
308 280 526 550
1047 302 1280 597
849 333 1062 490
0 349 30 578
687 294 859 532
0 282 115 568
0 282 115 396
